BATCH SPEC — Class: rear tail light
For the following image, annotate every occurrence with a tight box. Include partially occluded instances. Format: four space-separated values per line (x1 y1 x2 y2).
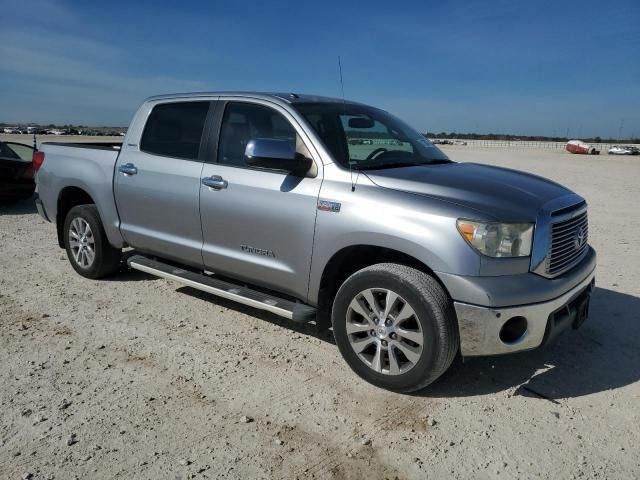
33 151 45 171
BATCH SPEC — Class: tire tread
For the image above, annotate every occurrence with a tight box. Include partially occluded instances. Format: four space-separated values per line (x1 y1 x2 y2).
332 263 459 392
63 204 121 279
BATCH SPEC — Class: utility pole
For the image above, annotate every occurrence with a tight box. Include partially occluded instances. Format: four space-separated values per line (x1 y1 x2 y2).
618 118 624 140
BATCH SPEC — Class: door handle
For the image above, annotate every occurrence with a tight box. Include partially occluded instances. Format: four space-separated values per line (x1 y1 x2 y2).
118 163 138 176
201 175 228 190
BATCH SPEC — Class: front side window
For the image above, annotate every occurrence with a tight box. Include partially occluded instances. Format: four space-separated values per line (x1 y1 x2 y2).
294 102 450 170
217 102 299 168
140 101 210 160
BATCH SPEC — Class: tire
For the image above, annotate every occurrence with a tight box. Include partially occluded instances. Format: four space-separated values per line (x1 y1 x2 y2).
63 204 122 279
332 263 458 392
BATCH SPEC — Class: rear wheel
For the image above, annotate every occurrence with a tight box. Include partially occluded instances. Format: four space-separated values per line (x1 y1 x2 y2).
332 263 458 392
63 205 121 279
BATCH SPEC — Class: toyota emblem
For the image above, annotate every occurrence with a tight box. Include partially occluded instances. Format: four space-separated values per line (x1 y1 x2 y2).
573 226 585 250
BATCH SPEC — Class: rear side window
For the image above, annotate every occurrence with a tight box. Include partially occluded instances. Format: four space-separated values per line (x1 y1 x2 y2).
140 101 210 160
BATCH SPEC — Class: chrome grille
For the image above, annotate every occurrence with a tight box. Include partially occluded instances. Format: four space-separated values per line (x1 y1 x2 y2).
546 210 588 276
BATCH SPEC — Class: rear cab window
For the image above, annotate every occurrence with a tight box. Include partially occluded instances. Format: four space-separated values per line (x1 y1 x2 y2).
140 101 210 160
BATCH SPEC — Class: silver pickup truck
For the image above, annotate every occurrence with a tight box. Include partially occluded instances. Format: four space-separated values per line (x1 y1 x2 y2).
35 92 596 392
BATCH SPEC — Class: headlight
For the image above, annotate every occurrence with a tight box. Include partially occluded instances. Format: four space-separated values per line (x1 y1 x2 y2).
456 219 533 257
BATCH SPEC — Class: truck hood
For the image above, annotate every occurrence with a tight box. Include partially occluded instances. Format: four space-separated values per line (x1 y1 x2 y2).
364 162 573 222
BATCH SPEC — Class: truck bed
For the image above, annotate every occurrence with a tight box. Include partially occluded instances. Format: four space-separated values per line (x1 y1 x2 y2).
41 141 122 151
37 141 125 248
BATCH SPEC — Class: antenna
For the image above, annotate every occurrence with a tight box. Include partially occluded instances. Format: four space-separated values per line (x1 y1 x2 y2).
338 56 357 192
338 56 346 108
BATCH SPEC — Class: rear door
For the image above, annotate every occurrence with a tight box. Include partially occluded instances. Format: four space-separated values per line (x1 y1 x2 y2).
199 99 322 300
0 141 35 187
114 100 213 267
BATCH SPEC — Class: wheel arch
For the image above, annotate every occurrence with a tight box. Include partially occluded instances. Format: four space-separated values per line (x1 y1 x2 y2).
56 186 96 248
313 244 451 328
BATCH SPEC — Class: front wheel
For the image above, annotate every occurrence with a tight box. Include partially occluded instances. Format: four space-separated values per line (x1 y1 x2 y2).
63 205 122 279
332 263 459 392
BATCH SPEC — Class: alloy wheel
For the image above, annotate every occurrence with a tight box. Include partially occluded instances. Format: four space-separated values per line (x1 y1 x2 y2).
346 288 424 375
68 217 95 269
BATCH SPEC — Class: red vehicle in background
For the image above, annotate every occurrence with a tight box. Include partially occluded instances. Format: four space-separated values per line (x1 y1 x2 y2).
566 140 600 155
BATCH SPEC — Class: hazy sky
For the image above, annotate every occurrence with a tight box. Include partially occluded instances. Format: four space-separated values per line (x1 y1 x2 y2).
1 0 638 137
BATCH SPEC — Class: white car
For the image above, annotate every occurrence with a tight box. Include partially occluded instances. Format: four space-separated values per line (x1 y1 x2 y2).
608 145 639 155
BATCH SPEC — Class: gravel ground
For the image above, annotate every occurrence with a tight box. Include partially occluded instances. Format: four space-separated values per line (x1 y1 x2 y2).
1 145 639 479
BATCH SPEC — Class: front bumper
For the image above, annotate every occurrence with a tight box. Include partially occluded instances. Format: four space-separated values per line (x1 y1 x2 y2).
454 262 596 357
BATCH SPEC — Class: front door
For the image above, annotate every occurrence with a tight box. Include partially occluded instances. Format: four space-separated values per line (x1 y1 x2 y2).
199 100 322 300
115 100 212 267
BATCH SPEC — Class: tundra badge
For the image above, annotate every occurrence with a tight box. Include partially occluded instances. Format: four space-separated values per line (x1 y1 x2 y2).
317 199 341 213
241 245 276 258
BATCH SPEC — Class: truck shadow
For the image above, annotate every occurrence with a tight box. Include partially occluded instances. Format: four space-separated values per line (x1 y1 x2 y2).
421 286 640 400
100 251 160 282
139 279 640 399
176 286 336 344
0 197 37 215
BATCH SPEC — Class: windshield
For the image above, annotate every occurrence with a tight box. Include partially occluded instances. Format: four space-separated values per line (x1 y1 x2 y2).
293 102 450 170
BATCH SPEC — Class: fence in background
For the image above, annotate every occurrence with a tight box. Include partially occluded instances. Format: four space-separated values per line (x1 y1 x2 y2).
437 139 640 151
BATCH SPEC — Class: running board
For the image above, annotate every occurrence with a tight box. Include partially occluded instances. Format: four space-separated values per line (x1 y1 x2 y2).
127 255 316 323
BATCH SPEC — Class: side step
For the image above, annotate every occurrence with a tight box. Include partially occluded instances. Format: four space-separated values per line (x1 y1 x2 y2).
127 255 316 323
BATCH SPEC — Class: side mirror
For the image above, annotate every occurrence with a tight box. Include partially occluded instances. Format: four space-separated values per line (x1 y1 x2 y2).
244 138 311 174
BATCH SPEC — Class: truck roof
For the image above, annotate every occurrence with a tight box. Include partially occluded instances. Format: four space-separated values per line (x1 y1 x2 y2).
143 91 364 106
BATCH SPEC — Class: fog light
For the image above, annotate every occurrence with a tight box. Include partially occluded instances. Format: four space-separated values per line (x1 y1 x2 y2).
499 316 528 344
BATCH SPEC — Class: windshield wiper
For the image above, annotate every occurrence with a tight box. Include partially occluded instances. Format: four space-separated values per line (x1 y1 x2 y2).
355 159 451 170
353 162 412 171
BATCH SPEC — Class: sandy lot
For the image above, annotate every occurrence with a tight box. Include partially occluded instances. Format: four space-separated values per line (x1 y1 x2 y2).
1 143 639 479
